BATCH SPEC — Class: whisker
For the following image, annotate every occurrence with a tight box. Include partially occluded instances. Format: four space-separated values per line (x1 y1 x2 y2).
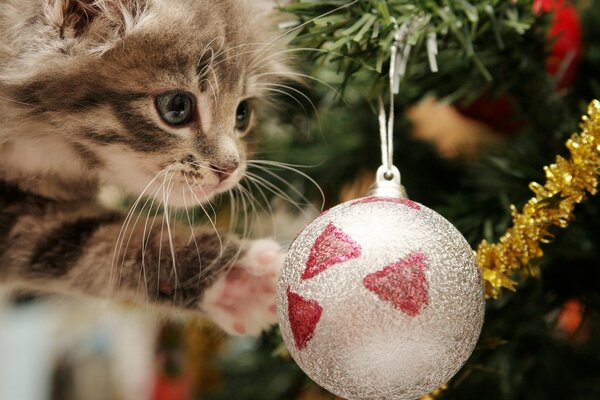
253 71 342 99
163 170 179 303
247 47 348 76
253 85 310 121
244 0 360 70
189 161 222 174
211 41 272 61
197 38 218 73
192 196 225 268
188 175 224 257
120 168 171 297
207 64 221 99
139 184 165 302
136 183 165 301
248 160 325 210
243 172 312 219
0 94 39 108
226 189 237 233
247 165 317 214
210 41 275 69
191 176 219 221
201 78 218 103
238 178 275 236
110 167 168 294
153 166 177 303
181 182 203 289
235 184 257 239
254 82 320 129
240 178 273 218
248 159 325 169
237 185 253 242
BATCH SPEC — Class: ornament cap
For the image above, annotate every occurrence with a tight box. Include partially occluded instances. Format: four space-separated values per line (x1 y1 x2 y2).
369 165 408 198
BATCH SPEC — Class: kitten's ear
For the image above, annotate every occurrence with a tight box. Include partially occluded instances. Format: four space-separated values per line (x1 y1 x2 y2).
44 0 144 41
45 0 102 38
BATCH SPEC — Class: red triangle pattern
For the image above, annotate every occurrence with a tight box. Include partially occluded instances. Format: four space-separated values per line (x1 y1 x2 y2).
302 223 361 280
287 288 323 350
363 252 429 317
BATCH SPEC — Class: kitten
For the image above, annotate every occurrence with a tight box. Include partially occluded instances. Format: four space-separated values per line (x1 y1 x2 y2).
0 0 291 336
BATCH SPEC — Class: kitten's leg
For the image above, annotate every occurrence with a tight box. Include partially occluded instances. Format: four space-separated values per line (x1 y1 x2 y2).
1 212 284 335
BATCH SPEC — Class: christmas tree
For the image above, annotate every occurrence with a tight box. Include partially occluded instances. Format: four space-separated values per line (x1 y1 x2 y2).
171 1 600 399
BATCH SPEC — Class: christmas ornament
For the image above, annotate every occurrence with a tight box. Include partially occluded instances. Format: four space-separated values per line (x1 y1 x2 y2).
277 28 485 400
533 0 582 89
277 189 485 400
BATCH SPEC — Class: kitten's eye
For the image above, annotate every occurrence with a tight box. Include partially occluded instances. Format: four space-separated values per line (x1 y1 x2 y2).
235 100 252 132
155 92 194 126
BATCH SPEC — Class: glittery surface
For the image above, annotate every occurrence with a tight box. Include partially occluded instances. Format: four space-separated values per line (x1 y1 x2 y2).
277 197 485 400
351 196 421 210
287 288 323 350
303 223 362 280
363 252 429 317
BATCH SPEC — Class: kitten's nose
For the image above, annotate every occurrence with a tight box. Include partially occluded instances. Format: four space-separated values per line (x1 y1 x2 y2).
211 160 239 182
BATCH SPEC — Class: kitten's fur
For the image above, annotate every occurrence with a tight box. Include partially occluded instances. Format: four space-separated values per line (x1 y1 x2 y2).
0 0 290 335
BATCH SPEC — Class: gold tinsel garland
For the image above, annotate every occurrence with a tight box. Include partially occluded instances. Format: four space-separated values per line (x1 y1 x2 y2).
418 100 600 400
477 100 600 298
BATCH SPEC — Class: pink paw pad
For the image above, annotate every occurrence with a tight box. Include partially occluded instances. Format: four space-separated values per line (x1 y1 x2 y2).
257 250 278 265
233 323 246 335
201 238 284 336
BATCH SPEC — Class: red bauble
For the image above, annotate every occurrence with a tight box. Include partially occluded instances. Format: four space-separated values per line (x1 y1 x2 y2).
457 0 582 133
533 0 583 89
457 95 522 134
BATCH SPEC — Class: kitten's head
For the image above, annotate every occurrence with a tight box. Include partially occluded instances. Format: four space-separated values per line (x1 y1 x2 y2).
9 0 291 207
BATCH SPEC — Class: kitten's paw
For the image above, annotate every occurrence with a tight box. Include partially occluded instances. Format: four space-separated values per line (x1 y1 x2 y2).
201 239 284 336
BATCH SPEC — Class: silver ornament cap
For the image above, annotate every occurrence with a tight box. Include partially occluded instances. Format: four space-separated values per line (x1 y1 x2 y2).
369 165 408 198
277 190 485 400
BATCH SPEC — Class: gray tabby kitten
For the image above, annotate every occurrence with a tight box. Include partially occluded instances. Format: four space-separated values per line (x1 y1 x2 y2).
0 0 291 336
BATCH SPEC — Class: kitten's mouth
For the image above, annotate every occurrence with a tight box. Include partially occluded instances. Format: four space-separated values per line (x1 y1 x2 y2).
158 181 217 209
150 167 243 209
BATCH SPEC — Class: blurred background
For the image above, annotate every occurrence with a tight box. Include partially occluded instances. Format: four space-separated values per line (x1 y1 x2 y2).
1 0 599 399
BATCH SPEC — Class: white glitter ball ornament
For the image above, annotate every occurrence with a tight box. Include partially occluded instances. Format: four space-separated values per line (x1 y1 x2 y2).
277 193 485 400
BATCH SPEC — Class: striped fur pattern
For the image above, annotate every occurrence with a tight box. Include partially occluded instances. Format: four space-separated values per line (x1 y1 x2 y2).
0 0 289 335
